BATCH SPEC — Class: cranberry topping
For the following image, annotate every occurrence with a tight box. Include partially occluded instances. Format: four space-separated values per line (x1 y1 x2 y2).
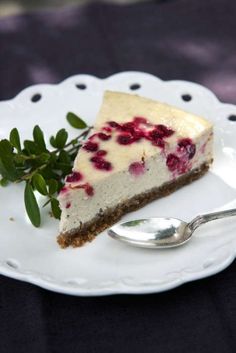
166 154 180 172
154 125 174 138
121 122 136 133
129 161 146 176
90 152 112 171
74 183 94 196
152 138 165 148
102 126 112 133
177 161 189 174
132 130 144 141
90 156 101 163
133 117 148 125
88 133 98 140
96 150 107 157
66 171 83 183
166 153 190 174
105 119 175 148
83 141 99 152
148 129 166 148
84 184 94 196
118 121 145 144
108 121 120 128
178 138 196 159
94 160 112 171
148 128 162 140
59 186 68 195
117 133 134 145
97 132 111 141
66 202 71 209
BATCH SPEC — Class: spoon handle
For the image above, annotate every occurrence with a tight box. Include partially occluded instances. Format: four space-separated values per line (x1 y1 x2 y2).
188 208 236 231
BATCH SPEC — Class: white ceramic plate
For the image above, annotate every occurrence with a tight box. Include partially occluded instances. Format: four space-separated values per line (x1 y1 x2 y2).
0 72 236 296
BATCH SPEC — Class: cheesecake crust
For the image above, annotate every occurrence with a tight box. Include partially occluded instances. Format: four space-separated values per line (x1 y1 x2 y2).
57 162 211 248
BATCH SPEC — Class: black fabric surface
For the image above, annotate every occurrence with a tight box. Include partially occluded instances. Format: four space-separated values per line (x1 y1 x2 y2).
1 0 236 352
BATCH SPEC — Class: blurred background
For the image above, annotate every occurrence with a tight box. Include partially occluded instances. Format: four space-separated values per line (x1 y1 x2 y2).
1 0 235 105
0 0 145 16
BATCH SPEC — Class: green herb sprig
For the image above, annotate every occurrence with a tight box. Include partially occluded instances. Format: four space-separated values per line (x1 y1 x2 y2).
0 112 91 227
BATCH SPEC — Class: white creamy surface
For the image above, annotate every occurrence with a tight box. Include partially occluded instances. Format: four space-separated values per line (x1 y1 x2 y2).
96 91 211 136
73 91 213 183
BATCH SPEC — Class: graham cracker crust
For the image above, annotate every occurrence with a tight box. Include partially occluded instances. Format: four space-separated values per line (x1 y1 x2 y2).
57 162 210 248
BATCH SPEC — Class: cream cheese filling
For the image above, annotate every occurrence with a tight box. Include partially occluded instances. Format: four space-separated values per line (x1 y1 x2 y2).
59 133 213 234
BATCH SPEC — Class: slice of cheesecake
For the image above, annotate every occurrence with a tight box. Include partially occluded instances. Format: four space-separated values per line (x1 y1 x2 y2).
58 91 213 248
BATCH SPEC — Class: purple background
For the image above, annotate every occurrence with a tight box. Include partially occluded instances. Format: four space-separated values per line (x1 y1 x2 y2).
1 0 236 104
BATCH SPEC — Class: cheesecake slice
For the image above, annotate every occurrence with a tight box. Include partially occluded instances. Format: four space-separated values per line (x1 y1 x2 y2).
58 91 213 248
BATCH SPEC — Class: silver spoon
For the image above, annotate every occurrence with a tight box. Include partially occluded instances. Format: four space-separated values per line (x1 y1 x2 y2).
108 208 236 248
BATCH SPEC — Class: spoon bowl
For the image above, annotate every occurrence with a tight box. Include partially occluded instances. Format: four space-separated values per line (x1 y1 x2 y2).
108 218 192 248
108 208 236 249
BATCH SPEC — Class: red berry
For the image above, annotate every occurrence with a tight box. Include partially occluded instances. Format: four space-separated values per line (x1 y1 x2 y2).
129 162 145 176
132 130 144 141
88 133 98 140
166 154 180 171
96 150 107 157
98 132 111 141
66 171 83 183
154 125 174 138
95 160 112 171
121 122 136 133
152 138 165 148
178 138 196 159
83 141 99 152
108 121 120 128
133 117 147 125
102 127 112 133
74 183 94 197
85 184 94 196
59 186 68 195
90 156 101 163
148 128 162 140
117 133 133 145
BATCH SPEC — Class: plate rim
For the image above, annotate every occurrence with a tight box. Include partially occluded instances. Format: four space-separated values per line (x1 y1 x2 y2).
1 71 236 296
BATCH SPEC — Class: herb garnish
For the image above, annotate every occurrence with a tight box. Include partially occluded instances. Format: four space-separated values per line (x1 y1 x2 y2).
0 112 91 227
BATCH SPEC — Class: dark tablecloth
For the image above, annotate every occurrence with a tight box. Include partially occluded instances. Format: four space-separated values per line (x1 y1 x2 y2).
1 1 236 352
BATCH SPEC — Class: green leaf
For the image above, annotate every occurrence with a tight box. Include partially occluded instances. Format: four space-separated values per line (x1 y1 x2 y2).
32 173 48 195
71 138 78 146
47 179 58 195
51 198 61 219
9 128 21 152
40 166 59 180
38 152 50 163
0 178 8 187
24 140 38 154
0 139 13 156
14 154 26 164
53 162 72 175
33 125 46 151
58 150 71 164
0 140 18 181
49 152 57 164
55 129 68 149
0 159 8 179
49 136 57 148
66 112 87 129
24 182 41 227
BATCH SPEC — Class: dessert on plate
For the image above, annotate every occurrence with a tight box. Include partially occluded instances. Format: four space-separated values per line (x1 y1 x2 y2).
58 91 213 248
